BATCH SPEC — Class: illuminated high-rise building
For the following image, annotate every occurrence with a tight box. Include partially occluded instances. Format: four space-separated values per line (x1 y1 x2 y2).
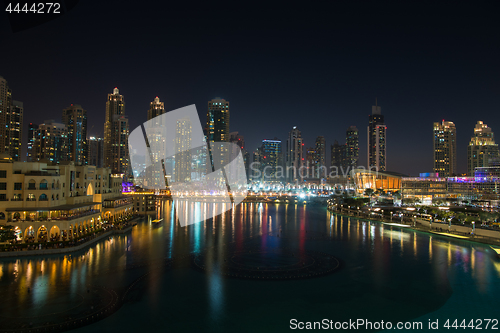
306 147 317 177
346 126 359 169
174 117 192 183
206 98 230 142
286 126 303 183
0 76 23 161
27 123 38 162
62 104 87 164
433 120 457 177
467 121 499 176
103 88 129 175
34 120 69 163
261 139 283 181
0 76 12 157
331 140 347 172
147 96 165 121
88 136 104 168
7 100 23 161
367 101 387 171
206 98 230 167
315 136 326 171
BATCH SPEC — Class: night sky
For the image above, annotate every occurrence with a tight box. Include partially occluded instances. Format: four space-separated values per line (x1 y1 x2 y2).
1 1 500 176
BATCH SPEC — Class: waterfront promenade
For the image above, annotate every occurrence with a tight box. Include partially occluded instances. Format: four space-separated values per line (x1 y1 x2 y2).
0 218 140 258
329 205 500 246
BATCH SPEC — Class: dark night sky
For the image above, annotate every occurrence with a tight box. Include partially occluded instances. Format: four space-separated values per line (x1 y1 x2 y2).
1 1 500 176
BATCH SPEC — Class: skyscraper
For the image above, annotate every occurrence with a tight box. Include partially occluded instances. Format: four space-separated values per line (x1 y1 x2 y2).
467 121 499 176
286 126 303 183
104 88 130 175
27 123 38 162
34 120 69 163
0 76 12 157
175 117 192 183
88 136 104 168
346 126 359 169
62 104 88 164
367 102 387 171
147 96 165 121
261 139 283 181
433 120 457 177
315 136 326 175
331 140 347 173
0 76 23 161
252 147 264 182
206 98 230 142
306 147 317 177
206 98 230 167
229 132 250 180
7 100 23 161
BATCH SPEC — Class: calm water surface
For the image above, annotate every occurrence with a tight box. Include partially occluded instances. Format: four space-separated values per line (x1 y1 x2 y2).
1 200 499 332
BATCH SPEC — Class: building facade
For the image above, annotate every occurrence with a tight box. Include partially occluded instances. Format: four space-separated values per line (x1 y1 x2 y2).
261 139 283 182
306 147 317 178
147 96 165 121
314 136 326 172
62 104 88 165
88 136 104 168
433 120 457 177
206 98 229 142
104 88 130 175
286 126 303 183
331 140 347 174
0 156 132 243
0 76 23 161
346 125 359 169
27 123 38 162
34 120 69 163
367 102 387 171
467 121 499 176
206 98 230 168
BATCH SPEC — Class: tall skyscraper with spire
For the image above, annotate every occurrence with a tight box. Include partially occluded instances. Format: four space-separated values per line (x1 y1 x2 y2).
104 88 129 175
367 100 387 171
147 96 165 120
286 126 303 182
433 120 456 177
467 121 499 175
62 104 88 164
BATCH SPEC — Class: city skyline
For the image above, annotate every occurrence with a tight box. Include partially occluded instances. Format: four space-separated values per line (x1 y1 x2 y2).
2 2 500 177
2 77 499 178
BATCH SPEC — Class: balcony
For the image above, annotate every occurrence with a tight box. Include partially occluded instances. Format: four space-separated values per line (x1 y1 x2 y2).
11 198 23 201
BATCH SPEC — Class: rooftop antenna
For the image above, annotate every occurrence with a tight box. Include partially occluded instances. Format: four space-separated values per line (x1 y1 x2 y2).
375 97 378 107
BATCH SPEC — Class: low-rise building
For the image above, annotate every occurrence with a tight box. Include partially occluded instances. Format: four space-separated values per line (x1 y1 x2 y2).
130 192 157 215
0 154 133 242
